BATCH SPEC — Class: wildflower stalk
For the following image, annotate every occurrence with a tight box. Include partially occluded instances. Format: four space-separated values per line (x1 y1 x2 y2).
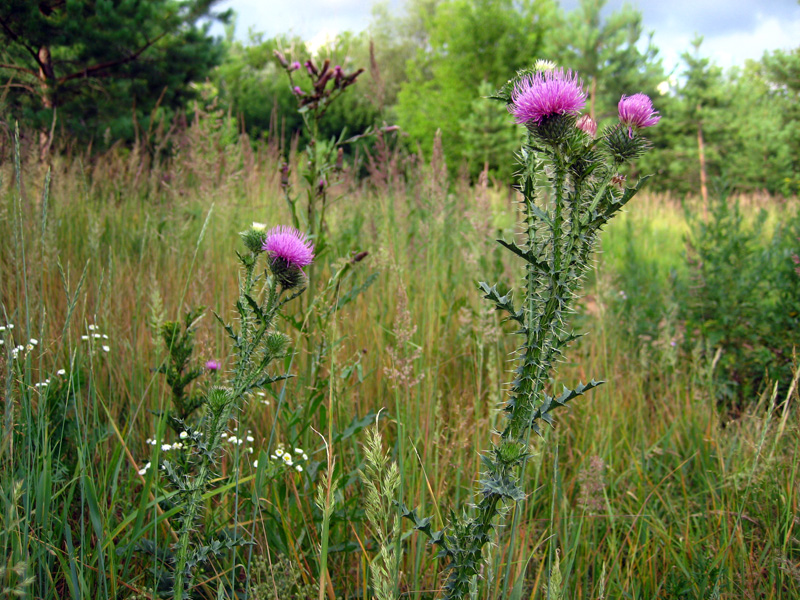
170 224 313 600
401 64 660 599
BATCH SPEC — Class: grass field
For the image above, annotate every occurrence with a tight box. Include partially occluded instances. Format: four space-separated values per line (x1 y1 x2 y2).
1 129 799 600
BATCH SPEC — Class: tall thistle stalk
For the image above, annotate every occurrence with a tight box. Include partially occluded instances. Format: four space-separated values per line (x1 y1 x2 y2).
402 63 661 599
170 224 314 600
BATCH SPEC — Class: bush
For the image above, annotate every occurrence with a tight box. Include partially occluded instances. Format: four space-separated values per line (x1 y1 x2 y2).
683 190 800 408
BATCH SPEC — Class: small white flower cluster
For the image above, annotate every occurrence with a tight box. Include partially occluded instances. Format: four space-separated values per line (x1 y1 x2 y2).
138 462 152 476
268 444 308 472
256 391 270 406
81 324 110 353
32 369 68 391
146 437 186 451
1 325 42 361
221 427 257 454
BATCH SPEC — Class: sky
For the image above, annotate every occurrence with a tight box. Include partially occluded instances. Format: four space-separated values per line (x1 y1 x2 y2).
211 0 800 74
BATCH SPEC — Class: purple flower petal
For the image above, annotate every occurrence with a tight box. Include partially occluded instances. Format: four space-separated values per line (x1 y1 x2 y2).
262 226 315 269
510 68 586 126
618 93 660 129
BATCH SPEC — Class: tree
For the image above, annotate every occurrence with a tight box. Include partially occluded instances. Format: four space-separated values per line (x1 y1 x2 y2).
0 0 229 155
554 0 664 122
761 46 800 194
395 0 559 176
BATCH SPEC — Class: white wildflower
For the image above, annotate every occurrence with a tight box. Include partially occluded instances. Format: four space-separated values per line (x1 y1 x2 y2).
179 431 188 439
81 335 89 341
102 345 110 352
57 369 66 376
302 453 308 461
88 324 96 331
253 460 259 468
295 464 303 472
161 444 171 452
29 338 38 345
294 448 303 454
246 435 254 443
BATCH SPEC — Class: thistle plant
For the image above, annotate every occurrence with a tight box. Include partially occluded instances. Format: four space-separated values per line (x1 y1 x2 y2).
402 64 660 598
168 223 314 600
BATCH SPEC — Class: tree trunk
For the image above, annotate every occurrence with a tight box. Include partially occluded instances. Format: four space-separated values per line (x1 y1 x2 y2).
37 45 56 160
697 111 708 208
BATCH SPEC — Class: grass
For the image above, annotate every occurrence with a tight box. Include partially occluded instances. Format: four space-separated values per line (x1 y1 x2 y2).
1 125 799 599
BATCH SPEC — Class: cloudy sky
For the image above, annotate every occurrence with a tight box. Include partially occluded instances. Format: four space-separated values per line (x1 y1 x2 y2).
213 0 800 73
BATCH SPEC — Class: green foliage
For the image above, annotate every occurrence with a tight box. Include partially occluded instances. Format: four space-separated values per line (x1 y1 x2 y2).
157 307 206 422
554 0 665 121
213 32 379 148
461 81 521 181
0 0 228 147
684 190 800 406
248 555 315 600
395 0 558 172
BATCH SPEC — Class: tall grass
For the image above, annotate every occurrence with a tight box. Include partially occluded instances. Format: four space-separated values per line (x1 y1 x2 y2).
1 118 798 599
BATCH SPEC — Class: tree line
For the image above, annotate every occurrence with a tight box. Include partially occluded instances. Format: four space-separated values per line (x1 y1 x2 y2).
1 0 798 196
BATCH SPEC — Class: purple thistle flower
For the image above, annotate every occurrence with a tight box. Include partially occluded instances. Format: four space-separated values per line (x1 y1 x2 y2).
576 114 597 137
618 93 660 136
205 360 220 371
290 61 301 72
510 68 586 126
263 226 315 269
292 86 305 97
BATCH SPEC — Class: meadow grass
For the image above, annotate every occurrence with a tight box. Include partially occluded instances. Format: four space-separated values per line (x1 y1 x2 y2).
1 128 798 599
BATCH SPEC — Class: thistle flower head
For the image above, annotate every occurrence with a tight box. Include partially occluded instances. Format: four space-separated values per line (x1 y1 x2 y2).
618 93 660 131
263 226 315 289
263 226 314 269
205 360 220 371
509 68 586 126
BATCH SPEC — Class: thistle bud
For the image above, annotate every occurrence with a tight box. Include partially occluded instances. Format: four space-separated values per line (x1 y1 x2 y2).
240 226 268 254
273 50 288 68
266 331 290 358
318 58 330 79
280 162 290 189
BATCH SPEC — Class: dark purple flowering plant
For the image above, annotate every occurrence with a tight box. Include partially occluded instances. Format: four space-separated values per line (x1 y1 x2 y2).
401 63 660 598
